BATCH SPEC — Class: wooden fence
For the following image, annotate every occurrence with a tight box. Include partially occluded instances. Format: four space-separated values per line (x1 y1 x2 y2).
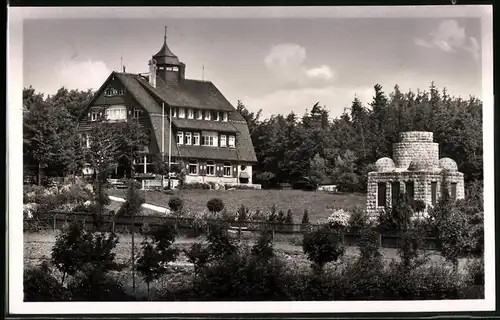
29 211 439 250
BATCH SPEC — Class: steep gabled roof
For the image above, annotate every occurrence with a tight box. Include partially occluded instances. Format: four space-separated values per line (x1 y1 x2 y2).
80 71 258 163
136 76 235 111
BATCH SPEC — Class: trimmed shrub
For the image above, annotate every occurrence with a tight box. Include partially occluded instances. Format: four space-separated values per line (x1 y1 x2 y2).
206 198 225 214
179 182 211 190
168 196 184 213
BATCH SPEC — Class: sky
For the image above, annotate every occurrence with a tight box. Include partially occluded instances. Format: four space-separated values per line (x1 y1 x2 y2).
22 7 484 119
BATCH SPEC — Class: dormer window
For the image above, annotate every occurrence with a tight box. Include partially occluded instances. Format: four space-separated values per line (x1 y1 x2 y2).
173 107 178 118
228 135 235 148
204 110 211 121
223 112 229 122
187 108 194 119
178 107 185 119
177 132 184 145
213 111 220 121
196 110 203 120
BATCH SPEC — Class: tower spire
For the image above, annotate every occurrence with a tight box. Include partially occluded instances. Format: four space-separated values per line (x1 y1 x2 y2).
164 26 167 43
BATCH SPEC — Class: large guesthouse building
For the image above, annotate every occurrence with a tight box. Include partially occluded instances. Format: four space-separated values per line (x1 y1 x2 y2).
77 30 258 187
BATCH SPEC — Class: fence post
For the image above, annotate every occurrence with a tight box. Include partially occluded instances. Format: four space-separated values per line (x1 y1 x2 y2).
271 225 275 244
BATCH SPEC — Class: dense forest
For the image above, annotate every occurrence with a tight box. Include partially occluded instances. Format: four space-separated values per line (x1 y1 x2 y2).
237 83 483 191
23 82 483 192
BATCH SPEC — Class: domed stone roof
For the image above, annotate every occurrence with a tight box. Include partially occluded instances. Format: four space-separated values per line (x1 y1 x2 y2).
408 159 428 171
439 157 458 171
375 157 395 172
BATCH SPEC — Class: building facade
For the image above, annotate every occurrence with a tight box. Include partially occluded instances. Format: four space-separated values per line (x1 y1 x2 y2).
77 30 258 186
366 131 465 217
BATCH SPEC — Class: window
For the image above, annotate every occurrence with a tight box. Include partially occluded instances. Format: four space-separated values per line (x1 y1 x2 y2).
105 105 127 122
405 181 414 201
377 183 386 207
173 107 178 118
188 161 198 175
177 132 184 145
219 112 224 122
133 109 143 118
196 110 203 120
204 110 211 121
185 132 192 145
187 108 194 119
220 135 227 147
213 111 219 121
431 182 438 206
202 131 218 147
104 88 124 96
207 162 215 176
90 109 100 121
193 133 200 146
451 183 457 201
178 108 185 119
228 135 235 148
223 112 228 122
391 182 400 205
166 66 179 72
104 88 114 96
223 164 232 177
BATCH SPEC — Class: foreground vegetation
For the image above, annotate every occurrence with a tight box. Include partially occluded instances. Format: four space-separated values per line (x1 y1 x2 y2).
24 179 484 302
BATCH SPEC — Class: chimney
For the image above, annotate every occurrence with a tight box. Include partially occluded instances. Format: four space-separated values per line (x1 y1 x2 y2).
148 59 157 87
179 62 186 81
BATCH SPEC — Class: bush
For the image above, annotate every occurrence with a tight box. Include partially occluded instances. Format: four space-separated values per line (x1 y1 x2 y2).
24 262 67 301
207 198 225 214
206 223 238 260
184 242 211 274
302 225 345 273
168 196 184 213
179 182 211 190
237 204 248 222
51 222 120 285
348 206 369 229
67 268 133 301
301 209 310 225
285 209 294 224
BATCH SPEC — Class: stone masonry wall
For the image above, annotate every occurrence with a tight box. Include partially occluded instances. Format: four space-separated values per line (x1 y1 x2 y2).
366 170 465 217
392 142 439 169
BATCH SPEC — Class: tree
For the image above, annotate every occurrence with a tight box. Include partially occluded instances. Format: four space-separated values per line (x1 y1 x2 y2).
23 87 79 183
136 223 179 299
51 222 119 286
81 119 148 228
308 153 328 189
302 225 345 273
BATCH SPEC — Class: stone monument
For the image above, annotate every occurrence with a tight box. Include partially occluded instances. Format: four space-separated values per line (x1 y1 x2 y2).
366 131 465 217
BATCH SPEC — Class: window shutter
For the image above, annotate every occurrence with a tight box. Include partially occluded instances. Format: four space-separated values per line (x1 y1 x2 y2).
232 165 238 178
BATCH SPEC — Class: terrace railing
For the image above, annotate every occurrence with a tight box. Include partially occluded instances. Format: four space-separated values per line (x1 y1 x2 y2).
28 211 439 250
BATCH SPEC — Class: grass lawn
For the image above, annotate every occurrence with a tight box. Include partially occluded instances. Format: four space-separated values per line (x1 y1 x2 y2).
108 189 366 223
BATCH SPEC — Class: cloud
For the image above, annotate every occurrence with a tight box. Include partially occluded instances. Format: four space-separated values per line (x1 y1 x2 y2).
56 59 111 91
241 85 373 120
414 19 480 60
264 43 336 85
